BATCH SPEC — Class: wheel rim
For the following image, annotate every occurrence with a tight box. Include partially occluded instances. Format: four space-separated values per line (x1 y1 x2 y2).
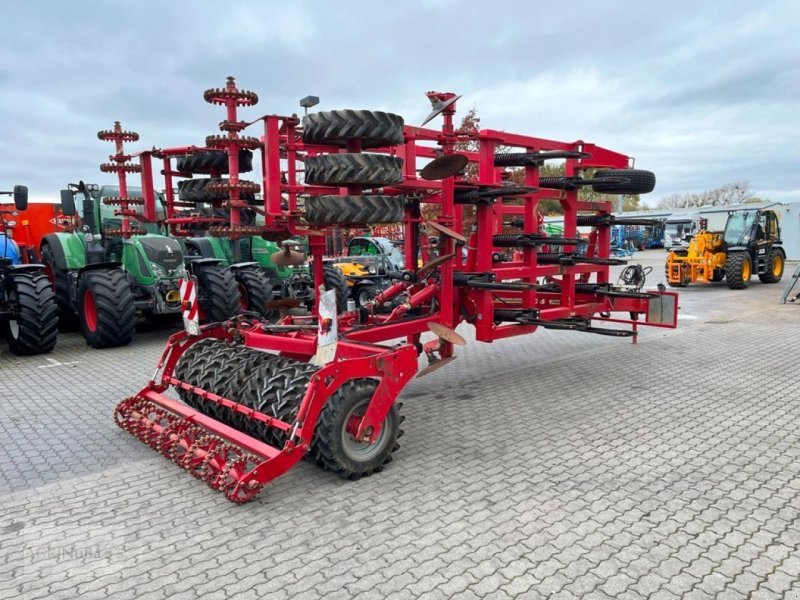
341 400 392 463
773 255 783 276
741 259 750 280
83 289 98 332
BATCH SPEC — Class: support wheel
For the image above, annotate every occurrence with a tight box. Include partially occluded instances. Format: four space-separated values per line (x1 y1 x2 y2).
592 169 656 194
725 252 751 289
234 267 274 318
305 195 406 225
304 154 403 187
194 264 241 323
758 248 784 283
354 282 379 308
3 272 59 355
78 269 135 348
302 110 404 148
310 379 403 479
41 243 78 329
176 150 253 174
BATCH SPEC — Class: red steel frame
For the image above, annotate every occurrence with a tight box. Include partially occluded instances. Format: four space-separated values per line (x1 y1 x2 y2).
116 80 678 502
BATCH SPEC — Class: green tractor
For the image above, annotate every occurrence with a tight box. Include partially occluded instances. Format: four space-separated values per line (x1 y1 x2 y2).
1 185 59 355
41 182 240 348
171 150 348 315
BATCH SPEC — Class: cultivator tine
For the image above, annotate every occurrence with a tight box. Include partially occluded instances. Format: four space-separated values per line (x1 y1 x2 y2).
417 356 456 378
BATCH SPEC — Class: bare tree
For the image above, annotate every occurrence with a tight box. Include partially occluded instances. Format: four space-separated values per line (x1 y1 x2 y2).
657 181 757 209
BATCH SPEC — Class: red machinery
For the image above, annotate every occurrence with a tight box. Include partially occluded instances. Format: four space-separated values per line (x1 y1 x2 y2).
115 79 677 503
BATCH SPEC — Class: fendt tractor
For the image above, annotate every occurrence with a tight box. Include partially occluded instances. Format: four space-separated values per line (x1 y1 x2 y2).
114 78 678 503
0 186 58 355
40 124 241 348
666 207 785 289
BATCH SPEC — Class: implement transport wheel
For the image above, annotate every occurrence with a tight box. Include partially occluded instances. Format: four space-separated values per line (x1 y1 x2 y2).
305 195 406 225
176 149 253 174
40 243 78 329
234 267 273 318
725 252 752 290
3 272 58 355
311 379 403 479
177 178 256 203
304 154 403 187
322 265 350 314
592 169 656 194
78 269 135 348
194 265 241 323
758 249 785 283
302 110 404 148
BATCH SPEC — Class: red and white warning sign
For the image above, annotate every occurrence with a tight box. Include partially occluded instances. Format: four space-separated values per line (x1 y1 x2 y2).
179 278 200 335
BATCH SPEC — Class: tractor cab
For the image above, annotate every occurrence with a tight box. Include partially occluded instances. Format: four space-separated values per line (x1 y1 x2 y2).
723 208 780 248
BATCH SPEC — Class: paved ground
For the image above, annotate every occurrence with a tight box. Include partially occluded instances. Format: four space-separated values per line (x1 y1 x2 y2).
1 250 799 599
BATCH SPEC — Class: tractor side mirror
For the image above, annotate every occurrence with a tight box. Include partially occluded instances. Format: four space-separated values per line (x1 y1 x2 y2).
13 185 28 211
60 189 76 216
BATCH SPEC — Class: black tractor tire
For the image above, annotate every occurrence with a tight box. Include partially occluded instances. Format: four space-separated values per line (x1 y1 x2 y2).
354 282 379 308
322 265 350 313
725 252 752 290
177 178 257 204
304 154 403 187
174 207 257 232
176 149 253 175
194 264 241 323
78 269 135 348
758 248 785 283
712 269 725 282
3 272 58 355
591 169 656 194
305 195 406 225
234 267 274 318
41 243 78 329
303 110 405 148
310 379 403 479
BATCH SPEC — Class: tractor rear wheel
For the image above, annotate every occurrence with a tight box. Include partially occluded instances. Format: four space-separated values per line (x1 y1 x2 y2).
310 379 403 479
591 169 656 194
305 195 406 225
176 149 253 174
78 269 135 348
41 243 78 329
758 248 785 283
194 264 241 323
322 265 350 313
177 178 257 204
304 154 403 187
3 272 58 355
725 252 752 289
234 267 273 318
302 110 404 148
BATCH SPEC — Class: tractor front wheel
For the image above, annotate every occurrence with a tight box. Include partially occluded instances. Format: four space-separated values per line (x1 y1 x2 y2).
354 282 379 308
234 267 273 319
78 269 135 348
3 272 59 355
194 265 241 323
725 252 752 290
758 249 785 283
309 379 403 479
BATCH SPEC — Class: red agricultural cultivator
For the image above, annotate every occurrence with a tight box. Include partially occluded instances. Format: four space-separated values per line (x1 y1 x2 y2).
115 78 678 503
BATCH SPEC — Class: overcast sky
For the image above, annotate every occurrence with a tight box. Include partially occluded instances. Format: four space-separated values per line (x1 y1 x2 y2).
1 0 797 206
